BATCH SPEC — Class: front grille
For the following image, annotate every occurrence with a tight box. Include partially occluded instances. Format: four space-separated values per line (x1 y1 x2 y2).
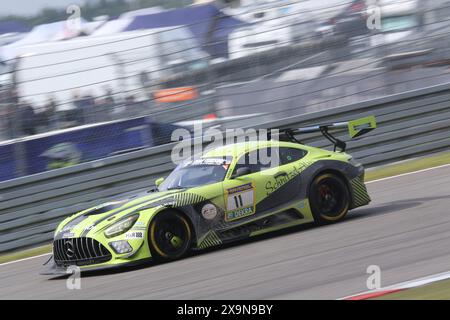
53 237 112 267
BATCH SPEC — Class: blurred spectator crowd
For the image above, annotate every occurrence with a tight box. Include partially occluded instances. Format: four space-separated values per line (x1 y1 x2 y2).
0 87 150 140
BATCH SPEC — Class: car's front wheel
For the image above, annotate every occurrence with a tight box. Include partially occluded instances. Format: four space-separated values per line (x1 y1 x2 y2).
309 173 350 224
148 210 192 261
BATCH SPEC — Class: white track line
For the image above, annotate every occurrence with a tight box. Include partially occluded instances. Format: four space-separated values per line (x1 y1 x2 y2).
0 253 51 267
366 163 450 184
340 270 450 300
2 162 450 267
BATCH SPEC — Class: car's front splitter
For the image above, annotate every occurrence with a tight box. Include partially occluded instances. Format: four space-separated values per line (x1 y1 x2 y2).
40 255 153 276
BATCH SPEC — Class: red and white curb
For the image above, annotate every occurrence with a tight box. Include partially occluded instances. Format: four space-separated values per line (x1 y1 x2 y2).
340 270 450 300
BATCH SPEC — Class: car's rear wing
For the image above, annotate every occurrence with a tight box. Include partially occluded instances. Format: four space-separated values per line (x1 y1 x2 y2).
271 116 377 152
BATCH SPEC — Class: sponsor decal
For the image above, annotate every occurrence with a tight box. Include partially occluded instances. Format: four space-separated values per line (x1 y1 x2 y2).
162 198 176 207
125 231 144 239
296 201 305 209
62 225 73 232
201 203 218 220
185 158 231 167
62 232 75 239
265 162 309 195
41 142 82 170
131 221 147 231
225 183 256 221
131 227 147 231
61 223 91 236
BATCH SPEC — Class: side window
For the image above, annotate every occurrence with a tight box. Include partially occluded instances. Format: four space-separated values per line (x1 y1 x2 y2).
279 147 307 166
233 148 278 175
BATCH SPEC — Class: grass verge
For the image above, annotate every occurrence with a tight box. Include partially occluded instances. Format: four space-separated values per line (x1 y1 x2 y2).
365 151 450 182
373 279 450 300
1 151 450 265
0 244 52 264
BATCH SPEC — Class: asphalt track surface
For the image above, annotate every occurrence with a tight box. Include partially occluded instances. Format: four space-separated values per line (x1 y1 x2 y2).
1 165 450 299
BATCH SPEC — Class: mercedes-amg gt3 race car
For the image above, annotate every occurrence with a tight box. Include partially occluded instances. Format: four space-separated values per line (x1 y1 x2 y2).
43 116 376 274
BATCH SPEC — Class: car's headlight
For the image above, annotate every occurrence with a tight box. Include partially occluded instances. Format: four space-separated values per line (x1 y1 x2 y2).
104 214 139 238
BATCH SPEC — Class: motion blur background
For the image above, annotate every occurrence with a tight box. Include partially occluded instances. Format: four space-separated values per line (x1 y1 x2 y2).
0 0 449 181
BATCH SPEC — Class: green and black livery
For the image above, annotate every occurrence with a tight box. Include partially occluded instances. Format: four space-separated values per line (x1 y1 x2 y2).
42 116 376 274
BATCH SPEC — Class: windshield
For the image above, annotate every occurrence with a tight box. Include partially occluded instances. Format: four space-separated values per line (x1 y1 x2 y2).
158 157 232 191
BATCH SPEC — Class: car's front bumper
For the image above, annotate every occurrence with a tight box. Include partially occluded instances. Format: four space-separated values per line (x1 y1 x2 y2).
43 233 152 276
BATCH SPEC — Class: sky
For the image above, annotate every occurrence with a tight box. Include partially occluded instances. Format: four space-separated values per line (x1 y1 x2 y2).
0 0 91 17
0 0 350 18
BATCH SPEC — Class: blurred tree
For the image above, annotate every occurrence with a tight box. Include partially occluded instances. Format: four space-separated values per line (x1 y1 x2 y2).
30 8 65 25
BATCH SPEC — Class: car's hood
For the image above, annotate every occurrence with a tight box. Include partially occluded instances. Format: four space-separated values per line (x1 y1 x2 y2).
55 189 184 239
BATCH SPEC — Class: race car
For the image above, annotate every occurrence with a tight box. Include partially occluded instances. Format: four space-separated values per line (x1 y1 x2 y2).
42 116 376 274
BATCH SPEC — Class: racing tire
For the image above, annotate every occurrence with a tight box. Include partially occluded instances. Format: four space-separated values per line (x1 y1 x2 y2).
148 210 193 261
309 173 350 224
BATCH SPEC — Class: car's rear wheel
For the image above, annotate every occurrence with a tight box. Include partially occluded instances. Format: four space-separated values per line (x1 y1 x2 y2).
148 210 192 261
309 173 350 224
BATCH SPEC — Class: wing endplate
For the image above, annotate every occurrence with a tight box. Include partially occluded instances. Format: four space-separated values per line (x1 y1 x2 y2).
348 116 377 138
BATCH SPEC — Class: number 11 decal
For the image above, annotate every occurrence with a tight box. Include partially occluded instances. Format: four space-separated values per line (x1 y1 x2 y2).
234 194 244 208
225 183 256 221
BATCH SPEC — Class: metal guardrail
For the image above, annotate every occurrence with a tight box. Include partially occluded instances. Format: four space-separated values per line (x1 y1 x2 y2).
1 81 450 253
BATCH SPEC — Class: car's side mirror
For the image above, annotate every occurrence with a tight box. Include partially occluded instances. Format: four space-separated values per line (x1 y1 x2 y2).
155 177 165 187
232 167 252 179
